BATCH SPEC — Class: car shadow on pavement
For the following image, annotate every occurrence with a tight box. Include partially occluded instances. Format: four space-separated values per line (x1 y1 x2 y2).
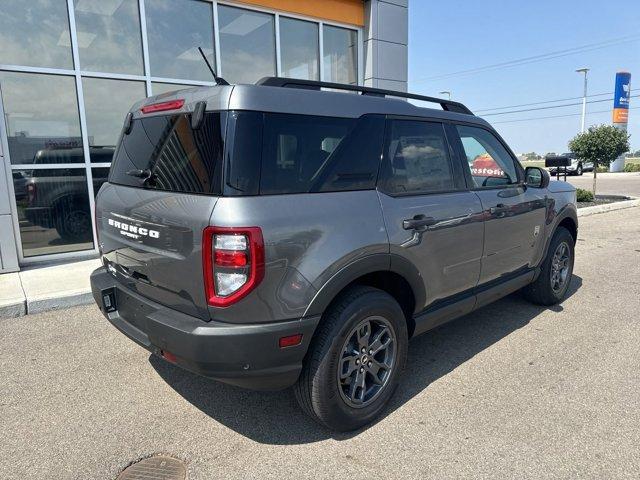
150 275 582 445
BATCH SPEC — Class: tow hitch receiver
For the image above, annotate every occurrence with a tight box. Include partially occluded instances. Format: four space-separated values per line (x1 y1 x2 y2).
101 288 117 313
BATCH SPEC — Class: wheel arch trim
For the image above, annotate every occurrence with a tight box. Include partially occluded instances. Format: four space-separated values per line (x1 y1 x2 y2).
303 253 426 318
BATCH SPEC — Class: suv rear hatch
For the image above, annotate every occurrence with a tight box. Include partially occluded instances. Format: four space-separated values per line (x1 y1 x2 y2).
96 92 228 320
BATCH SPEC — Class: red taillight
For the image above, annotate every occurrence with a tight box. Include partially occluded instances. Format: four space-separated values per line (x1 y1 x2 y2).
214 249 248 267
141 99 185 114
27 183 36 203
203 226 265 307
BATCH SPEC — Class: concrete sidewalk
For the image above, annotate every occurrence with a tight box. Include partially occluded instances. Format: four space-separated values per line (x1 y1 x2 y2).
0 258 100 318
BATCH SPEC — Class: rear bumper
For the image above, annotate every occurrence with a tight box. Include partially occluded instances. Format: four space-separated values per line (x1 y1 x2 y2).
90 267 320 390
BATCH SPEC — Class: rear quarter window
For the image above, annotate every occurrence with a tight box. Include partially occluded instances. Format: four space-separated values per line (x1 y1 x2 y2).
225 112 385 195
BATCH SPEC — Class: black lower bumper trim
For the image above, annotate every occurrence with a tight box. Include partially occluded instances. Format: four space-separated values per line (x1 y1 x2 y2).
90 267 320 390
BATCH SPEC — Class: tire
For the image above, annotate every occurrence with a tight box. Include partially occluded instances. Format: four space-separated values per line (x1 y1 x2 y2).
54 205 92 242
576 164 583 176
523 226 575 305
294 286 408 431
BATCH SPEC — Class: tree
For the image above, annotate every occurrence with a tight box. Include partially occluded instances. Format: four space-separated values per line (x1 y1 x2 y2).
568 125 629 195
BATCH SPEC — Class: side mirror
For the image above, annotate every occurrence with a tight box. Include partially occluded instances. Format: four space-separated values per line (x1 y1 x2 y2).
525 166 550 189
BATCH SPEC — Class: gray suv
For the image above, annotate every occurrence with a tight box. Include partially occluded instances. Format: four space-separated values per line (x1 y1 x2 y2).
90 78 578 431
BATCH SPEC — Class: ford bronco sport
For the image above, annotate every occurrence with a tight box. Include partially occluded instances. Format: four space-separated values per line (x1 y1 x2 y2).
91 77 577 431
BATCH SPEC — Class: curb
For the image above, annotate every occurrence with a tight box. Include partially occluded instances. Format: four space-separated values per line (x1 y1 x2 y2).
1 291 94 319
27 291 94 315
577 198 640 217
0 300 26 319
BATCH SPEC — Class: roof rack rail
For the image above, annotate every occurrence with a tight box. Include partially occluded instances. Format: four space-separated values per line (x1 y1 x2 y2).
255 77 473 115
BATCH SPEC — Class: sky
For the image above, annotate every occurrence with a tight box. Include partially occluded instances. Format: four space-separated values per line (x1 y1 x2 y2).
408 0 640 155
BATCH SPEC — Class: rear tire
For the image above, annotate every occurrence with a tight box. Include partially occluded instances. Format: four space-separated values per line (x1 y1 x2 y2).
294 286 408 431
576 164 583 176
523 226 574 305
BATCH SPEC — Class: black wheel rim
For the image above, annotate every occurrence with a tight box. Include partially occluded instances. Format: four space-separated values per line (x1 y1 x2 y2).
550 241 571 294
337 316 397 409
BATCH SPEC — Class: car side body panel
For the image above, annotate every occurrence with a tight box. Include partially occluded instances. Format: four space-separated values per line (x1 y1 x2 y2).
208 190 389 324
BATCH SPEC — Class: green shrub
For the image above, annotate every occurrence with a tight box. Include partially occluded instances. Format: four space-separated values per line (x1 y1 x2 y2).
596 165 608 173
576 188 594 202
624 163 640 172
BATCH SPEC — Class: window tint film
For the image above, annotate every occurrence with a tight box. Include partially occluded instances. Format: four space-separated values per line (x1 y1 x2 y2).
260 114 354 194
381 120 455 194
109 112 225 195
225 113 383 195
456 125 518 188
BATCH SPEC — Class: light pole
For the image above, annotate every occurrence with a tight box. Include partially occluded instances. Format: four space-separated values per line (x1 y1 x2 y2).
439 90 451 100
576 68 589 132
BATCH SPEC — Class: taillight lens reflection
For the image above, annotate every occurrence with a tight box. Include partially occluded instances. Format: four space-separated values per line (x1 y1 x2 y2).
203 227 264 307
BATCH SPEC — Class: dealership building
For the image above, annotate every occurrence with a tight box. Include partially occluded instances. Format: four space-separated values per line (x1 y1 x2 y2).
0 0 408 273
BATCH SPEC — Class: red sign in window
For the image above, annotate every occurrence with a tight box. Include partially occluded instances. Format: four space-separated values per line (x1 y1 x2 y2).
471 154 504 177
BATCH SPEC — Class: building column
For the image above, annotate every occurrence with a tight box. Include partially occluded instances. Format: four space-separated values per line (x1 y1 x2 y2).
0 142 19 273
363 0 408 92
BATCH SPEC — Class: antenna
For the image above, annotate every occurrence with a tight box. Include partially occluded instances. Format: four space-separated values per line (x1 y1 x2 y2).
198 47 229 85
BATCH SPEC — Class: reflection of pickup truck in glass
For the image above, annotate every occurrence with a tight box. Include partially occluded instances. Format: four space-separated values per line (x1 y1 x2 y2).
547 152 594 176
23 147 112 242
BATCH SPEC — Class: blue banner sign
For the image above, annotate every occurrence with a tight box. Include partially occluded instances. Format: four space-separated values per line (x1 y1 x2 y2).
613 72 631 124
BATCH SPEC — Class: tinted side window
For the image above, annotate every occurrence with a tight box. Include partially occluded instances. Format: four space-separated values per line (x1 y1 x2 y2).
312 115 385 192
225 112 384 195
225 111 262 195
456 125 518 188
380 120 455 195
110 112 225 195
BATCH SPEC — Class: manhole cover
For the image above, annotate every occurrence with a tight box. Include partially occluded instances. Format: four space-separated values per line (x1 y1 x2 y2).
117 455 186 480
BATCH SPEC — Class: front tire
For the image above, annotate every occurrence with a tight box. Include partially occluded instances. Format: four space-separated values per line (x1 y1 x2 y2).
576 164 583 176
523 226 574 305
294 286 408 431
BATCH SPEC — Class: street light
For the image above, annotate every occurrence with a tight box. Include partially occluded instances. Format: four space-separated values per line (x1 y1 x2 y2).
576 68 589 133
439 90 451 100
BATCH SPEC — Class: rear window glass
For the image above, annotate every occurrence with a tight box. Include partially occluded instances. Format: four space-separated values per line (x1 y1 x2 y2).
109 112 225 195
225 112 385 195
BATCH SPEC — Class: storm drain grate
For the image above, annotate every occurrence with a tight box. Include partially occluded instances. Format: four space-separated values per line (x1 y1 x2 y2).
117 455 186 480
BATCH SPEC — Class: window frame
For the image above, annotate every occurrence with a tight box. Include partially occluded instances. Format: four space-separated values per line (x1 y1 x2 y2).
377 115 467 198
447 120 525 191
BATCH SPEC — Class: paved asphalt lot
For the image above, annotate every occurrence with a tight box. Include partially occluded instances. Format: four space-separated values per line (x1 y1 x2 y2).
2 208 639 480
565 171 640 197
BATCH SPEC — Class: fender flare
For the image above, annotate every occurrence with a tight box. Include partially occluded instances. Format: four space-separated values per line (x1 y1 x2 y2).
303 253 426 318
540 204 578 268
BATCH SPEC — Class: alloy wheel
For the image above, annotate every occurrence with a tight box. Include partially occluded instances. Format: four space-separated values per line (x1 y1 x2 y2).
337 316 397 408
550 241 571 294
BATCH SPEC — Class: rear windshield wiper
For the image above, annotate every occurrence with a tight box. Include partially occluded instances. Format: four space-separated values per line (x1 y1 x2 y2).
126 168 152 179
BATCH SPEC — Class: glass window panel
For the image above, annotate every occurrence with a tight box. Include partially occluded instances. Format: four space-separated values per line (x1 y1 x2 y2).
13 168 93 257
323 25 358 85
91 167 110 197
82 77 146 162
145 0 215 81
456 125 518 187
218 6 275 84
0 0 73 68
109 112 224 195
280 17 319 80
381 121 455 194
151 82 198 96
73 0 143 74
0 72 83 165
